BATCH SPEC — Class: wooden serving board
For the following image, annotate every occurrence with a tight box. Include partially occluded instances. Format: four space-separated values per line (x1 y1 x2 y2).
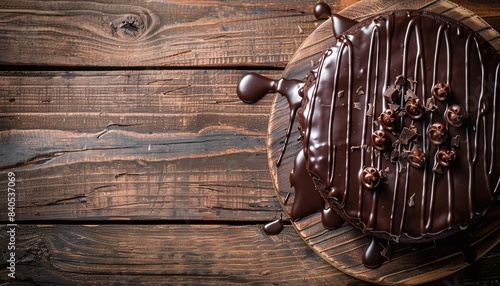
267 0 500 284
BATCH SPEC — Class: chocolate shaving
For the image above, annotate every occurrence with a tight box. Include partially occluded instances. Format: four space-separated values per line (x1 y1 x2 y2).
407 77 417 91
380 245 392 260
405 89 416 101
384 167 391 174
398 162 407 173
425 97 439 112
366 103 373 116
297 25 304 34
337 90 344 98
354 102 362 110
388 103 400 112
408 193 415 207
451 135 460 148
284 192 291 205
356 86 365 96
384 86 399 104
394 75 406 86
433 160 443 174
390 149 399 162
408 124 418 133
397 110 407 117
383 151 391 160
399 126 418 145
411 143 422 151
379 169 387 178
400 149 410 159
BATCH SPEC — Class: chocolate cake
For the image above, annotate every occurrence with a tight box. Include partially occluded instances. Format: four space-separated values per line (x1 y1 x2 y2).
237 2 499 269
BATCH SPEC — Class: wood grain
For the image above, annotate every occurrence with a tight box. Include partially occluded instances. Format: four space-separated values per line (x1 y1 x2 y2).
0 225 364 285
267 0 500 284
0 0 344 68
0 70 274 132
1 224 498 285
0 69 286 222
3 0 493 68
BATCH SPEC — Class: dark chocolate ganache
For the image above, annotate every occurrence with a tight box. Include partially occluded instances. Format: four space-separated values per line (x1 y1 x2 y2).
296 10 499 243
237 3 499 268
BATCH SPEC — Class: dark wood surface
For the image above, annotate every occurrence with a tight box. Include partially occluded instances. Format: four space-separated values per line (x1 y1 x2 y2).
0 0 498 285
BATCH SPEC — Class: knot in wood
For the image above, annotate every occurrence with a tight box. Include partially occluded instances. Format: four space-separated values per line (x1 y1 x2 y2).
111 14 146 40
19 241 51 265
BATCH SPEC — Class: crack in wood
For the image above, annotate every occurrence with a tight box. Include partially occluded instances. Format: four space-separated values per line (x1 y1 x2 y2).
161 85 192 94
97 123 142 138
114 172 142 178
164 50 192 59
0 147 137 171
45 194 88 206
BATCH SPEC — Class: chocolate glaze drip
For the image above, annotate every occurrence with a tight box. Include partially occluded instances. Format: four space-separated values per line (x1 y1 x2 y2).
237 73 303 166
362 237 391 269
321 207 344 229
237 72 345 227
264 217 284 235
237 72 276 103
331 14 359 38
313 2 331 20
289 150 324 220
313 2 358 37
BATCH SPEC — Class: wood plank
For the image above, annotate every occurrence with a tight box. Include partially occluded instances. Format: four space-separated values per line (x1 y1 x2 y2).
0 0 355 68
0 225 362 285
0 70 283 221
0 69 275 131
0 0 497 68
0 224 497 285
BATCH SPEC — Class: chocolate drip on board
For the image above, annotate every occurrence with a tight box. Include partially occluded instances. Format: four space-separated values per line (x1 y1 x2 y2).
237 73 303 166
321 207 345 229
263 217 284 235
313 1 358 37
289 150 325 220
362 237 391 269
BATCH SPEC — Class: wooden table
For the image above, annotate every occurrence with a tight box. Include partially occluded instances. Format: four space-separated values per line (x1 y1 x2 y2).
0 0 498 285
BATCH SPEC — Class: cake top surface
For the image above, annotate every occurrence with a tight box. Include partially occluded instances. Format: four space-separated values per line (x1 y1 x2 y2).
296 10 499 242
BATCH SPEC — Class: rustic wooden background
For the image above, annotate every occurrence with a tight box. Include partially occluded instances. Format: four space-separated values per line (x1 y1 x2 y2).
0 0 498 285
